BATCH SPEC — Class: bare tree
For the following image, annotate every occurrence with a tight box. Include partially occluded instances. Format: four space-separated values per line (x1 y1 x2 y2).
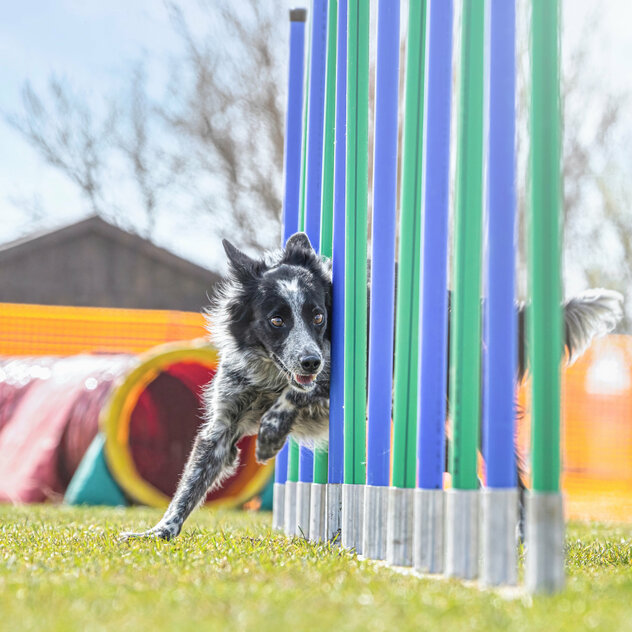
114 65 182 237
160 0 286 251
559 34 631 328
8 77 114 217
5 0 631 319
6 1 287 252
560 26 630 329
513 4 631 328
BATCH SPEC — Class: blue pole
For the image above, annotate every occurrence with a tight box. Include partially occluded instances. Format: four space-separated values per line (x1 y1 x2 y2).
417 0 453 490
299 0 328 484
328 0 347 486
366 0 400 488
298 446 314 483
282 13 308 245
275 443 289 485
484 0 517 488
303 0 329 252
276 9 307 487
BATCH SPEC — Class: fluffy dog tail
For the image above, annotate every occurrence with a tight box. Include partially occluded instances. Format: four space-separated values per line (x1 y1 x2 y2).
563 289 624 363
518 289 624 379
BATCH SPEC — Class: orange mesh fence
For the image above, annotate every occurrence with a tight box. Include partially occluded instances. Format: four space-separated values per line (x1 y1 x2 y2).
0 303 207 356
518 334 632 523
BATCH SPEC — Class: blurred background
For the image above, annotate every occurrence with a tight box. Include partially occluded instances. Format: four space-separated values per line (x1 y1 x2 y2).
0 0 630 315
0 1 629 520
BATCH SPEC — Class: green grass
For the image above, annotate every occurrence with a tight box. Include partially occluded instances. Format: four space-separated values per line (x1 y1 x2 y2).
1 505 631 632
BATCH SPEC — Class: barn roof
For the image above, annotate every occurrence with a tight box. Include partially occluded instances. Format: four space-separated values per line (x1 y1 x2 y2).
0 215 219 285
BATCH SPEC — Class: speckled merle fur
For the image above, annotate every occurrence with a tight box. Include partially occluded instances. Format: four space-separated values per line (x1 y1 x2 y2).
120 230 623 542
121 232 332 540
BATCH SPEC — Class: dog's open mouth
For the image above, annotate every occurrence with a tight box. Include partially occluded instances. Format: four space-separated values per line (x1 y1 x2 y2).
270 353 319 391
292 373 317 389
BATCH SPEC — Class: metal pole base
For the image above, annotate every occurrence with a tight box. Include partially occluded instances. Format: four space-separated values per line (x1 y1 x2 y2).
284 481 297 536
341 483 364 553
309 483 327 542
525 491 565 594
445 489 479 579
326 483 342 545
362 485 388 560
481 488 519 586
296 481 311 539
273 483 285 531
386 487 414 567
413 488 444 574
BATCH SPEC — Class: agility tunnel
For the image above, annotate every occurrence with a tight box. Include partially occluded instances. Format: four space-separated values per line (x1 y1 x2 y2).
0 303 273 508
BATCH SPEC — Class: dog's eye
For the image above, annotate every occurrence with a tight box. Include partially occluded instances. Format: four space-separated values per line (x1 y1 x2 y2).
313 313 324 326
270 316 284 328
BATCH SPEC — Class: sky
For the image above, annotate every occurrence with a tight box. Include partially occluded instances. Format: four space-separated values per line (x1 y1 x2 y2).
0 0 189 258
0 0 631 275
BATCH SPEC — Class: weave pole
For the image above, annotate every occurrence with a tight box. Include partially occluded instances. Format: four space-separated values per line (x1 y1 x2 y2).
341 0 369 553
289 66 307 532
278 8 308 535
526 0 564 594
363 0 400 561
286 1 312 538
446 0 485 580
284 441 299 535
386 0 426 567
325 0 347 545
297 444 313 536
297 0 329 539
274 443 289 531
413 0 452 575
481 0 519 586
310 0 338 543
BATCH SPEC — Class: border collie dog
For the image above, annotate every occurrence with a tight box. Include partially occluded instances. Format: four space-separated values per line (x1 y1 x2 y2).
122 232 623 541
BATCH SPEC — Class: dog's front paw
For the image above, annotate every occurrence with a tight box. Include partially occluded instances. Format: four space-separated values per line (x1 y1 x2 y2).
119 522 180 542
256 441 280 464
256 426 284 464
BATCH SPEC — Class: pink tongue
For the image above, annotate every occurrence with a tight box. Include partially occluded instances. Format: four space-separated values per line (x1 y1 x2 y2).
295 374 315 385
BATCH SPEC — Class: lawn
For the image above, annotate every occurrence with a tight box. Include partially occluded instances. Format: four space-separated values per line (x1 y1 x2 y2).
1 505 631 632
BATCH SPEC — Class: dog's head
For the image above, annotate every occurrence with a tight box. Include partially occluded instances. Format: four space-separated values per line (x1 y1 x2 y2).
220 232 331 392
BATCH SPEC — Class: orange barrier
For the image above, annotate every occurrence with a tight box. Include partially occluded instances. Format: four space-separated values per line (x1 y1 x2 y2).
0 303 207 356
518 335 632 523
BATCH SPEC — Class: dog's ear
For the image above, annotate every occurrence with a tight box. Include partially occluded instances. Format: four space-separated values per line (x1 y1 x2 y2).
282 232 318 267
285 232 312 251
223 239 265 282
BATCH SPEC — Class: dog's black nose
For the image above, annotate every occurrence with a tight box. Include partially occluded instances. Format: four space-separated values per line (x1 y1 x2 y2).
300 355 321 373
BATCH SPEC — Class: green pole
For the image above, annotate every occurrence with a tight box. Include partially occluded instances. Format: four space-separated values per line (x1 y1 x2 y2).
391 0 427 489
313 0 338 485
320 0 338 258
448 0 485 491
343 0 369 486
288 440 300 482
530 0 562 493
297 41 311 234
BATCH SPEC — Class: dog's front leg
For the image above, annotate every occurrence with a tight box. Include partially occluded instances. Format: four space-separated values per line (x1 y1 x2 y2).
256 388 298 463
121 371 256 541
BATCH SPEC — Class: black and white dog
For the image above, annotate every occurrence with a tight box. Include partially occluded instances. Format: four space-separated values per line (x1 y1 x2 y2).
122 232 622 541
